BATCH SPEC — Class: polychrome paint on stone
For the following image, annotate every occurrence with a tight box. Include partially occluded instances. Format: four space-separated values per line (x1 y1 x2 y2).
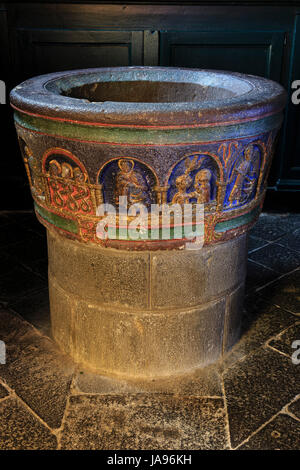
10 67 286 377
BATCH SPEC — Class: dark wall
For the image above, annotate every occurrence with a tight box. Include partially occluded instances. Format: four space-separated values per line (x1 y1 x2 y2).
1 1 300 210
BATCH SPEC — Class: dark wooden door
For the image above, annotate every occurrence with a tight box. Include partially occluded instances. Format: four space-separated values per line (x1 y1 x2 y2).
160 31 285 81
278 15 300 190
12 29 144 80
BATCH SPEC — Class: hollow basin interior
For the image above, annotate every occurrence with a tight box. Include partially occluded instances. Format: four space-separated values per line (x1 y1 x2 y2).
60 80 246 103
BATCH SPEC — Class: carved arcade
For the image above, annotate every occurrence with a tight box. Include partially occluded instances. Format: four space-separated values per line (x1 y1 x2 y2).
18 130 277 246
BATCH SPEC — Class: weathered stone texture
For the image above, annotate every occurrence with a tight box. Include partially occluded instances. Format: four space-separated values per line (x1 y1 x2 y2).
151 234 247 309
50 274 226 377
48 228 247 376
48 230 150 310
223 284 245 353
60 394 228 450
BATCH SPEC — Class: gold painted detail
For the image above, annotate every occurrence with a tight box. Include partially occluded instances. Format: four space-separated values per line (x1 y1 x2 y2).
43 159 103 215
17 132 276 247
115 158 149 206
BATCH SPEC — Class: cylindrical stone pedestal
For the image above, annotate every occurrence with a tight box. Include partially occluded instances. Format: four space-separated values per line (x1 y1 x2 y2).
10 67 286 378
47 230 247 377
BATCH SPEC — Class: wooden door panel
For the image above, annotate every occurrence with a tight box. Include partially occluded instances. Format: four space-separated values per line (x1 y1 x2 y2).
160 31 285 81
13 29 143 79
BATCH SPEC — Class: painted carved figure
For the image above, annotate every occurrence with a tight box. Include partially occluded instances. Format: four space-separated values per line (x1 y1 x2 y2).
21 144 44 198
171 156 199 204
115 159 148 206
61 162 74 179
171 156 214 205
228 145 255 207
74 166 88 183
192 169 212 203
171 173 193 204
49 159 62 177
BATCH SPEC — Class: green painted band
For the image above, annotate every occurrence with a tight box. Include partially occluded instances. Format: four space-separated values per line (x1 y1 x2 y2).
15 110 282 145
215 207 260 233
35 199 258 242
105 224 204 241
35 203 78 234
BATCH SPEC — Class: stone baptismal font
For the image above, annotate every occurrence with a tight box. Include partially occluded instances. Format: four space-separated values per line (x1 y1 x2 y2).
10 67 286 378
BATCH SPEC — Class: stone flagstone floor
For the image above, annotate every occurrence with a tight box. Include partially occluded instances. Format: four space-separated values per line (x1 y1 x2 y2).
0 210 299 450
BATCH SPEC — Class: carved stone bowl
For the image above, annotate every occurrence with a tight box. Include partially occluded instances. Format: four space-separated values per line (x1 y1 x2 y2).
10 67 286 378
